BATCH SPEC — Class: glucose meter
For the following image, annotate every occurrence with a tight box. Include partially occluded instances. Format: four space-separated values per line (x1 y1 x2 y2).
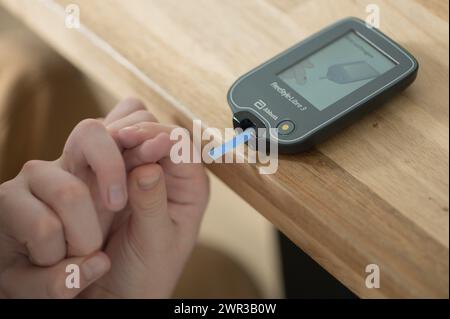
228 17 418 153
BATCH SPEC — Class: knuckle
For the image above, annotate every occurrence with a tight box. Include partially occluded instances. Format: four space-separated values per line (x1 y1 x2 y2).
53 181 89 207
76 118 105 135
22 160 45 174
64 119 105 152
31 213 63 243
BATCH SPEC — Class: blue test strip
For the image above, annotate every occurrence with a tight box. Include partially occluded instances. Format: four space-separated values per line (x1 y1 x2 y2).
209 129 254 160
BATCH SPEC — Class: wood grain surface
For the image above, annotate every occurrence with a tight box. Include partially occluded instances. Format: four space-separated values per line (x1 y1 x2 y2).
1 0 448 298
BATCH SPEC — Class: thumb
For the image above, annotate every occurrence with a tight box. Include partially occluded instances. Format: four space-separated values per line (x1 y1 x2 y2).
128 163 174 243
0 252 110 298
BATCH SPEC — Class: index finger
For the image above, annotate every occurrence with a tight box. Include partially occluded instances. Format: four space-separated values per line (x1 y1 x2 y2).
61 119 127 211
118 122 204 179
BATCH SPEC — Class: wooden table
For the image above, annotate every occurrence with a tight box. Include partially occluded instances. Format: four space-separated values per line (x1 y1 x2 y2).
1 0 448 298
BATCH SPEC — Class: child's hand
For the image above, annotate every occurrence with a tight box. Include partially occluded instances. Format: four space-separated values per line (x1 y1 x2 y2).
0 98 209 298
83 101 209 298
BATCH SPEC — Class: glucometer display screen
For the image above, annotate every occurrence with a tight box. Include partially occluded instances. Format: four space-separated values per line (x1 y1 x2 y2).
278 32 397 111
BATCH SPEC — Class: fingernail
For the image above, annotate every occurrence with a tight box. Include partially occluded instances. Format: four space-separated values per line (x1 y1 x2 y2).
138 172 160 190
109 184 125 206
120 125 140 134
81 255 109 282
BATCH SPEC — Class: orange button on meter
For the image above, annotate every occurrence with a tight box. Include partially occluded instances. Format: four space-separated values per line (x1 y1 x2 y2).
277 120 295 135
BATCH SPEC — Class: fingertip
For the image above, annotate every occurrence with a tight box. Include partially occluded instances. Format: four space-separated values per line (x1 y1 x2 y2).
81 252 111 283
69 226 104 257
119 125 140 135
136 168 161 191
94 251 111 270
138 133 172 158
128 164 169 221
155 131 171 143
130 164 163 191
107 183 128 211
117 125 141 148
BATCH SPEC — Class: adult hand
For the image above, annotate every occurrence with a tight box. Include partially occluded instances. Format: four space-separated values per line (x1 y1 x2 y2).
0 98 209 298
